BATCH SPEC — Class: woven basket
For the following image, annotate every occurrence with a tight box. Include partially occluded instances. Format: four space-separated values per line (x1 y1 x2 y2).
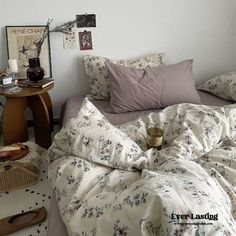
0 162 39 192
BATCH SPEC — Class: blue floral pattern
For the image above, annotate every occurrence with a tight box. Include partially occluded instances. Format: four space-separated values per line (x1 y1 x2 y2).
48 98 236 235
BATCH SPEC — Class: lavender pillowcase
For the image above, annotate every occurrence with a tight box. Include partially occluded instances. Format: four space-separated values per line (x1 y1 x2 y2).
106 60 201 113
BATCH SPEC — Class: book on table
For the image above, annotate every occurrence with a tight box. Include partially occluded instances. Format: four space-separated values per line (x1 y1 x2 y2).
18 79 54 88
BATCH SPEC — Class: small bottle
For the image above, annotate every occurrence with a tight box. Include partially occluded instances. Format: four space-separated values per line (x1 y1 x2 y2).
147 127 163 150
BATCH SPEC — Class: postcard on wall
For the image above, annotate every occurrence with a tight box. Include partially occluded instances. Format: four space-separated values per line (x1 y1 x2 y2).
76 14 96 28
63 31 77 49
79 31 93 50
5 25 52 79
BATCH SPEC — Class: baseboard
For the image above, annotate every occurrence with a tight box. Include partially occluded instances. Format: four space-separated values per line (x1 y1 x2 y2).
0 118 60 132
27 118 61 127
0 118 61 136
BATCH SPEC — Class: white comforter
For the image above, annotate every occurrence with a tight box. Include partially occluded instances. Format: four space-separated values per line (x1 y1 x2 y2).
48 98 236 236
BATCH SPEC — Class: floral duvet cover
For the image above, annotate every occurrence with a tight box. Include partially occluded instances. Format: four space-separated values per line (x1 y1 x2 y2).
48 98 236 235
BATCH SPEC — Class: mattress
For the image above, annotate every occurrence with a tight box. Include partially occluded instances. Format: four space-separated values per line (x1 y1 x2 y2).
61 91 233 127
47 91 233 236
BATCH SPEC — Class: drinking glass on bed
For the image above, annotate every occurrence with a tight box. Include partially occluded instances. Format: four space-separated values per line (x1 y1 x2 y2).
147 127 163 150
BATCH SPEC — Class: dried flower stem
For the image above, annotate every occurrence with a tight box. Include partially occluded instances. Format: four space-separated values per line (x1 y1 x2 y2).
36 18 75 57
50 20 76 34
35 18 53 57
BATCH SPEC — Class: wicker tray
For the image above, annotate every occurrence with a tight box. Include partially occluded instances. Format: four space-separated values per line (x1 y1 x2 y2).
0 145 39 192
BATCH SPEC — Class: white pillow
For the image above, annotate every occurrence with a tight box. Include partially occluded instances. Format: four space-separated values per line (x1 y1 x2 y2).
84 54 165 100
199 72 236 101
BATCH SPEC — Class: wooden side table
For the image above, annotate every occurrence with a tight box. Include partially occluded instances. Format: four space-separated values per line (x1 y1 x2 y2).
0 84 54 148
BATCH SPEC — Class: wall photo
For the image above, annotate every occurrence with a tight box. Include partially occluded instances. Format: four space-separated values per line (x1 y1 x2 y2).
76 14 96 28
79 31 93 50
63 31 77 49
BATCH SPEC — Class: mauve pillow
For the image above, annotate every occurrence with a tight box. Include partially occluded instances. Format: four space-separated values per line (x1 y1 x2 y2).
106 60 201 113
84 54 164 100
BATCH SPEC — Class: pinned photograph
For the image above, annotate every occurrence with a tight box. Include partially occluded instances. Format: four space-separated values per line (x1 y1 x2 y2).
76 14 96 28
79 31 93 50
63 31 77 49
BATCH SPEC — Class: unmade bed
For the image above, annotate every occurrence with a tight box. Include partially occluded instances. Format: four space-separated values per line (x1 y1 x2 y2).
47 90 235 236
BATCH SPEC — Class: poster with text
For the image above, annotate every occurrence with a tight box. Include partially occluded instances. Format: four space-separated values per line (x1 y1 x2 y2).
6 26 52 79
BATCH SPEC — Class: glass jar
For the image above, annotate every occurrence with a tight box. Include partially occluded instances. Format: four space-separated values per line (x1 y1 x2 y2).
147 127 163 150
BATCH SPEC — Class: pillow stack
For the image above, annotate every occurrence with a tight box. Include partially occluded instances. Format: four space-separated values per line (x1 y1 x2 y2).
84 54 164 100
84 54 201 113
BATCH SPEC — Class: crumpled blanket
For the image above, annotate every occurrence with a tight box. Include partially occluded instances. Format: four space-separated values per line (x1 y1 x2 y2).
48 98 236 236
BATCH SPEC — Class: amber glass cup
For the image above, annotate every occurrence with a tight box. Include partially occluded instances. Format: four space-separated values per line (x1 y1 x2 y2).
147 128 163 150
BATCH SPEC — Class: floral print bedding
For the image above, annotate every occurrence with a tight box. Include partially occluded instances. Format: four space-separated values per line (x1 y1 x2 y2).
48 98 236 236
199 71 236 102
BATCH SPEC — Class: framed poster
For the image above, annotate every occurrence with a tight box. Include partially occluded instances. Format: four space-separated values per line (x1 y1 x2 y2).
6 25 52 79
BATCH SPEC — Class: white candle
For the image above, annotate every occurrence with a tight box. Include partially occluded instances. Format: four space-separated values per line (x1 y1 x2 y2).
8 59 18 73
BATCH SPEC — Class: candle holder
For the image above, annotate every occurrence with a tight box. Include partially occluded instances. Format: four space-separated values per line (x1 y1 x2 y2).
9 72 22 93
147 127 163 150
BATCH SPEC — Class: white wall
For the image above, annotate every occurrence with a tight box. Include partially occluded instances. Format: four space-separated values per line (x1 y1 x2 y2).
1 0 236 117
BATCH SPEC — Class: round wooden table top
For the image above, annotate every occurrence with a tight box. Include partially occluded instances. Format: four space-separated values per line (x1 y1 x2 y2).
0 84 54 97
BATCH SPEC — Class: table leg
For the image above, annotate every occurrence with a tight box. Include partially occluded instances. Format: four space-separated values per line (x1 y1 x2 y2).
28 94 51 148
41 92 54 131
2 97 28 145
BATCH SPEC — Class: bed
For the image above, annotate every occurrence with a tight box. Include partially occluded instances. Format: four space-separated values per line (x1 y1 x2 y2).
47 90 235 236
